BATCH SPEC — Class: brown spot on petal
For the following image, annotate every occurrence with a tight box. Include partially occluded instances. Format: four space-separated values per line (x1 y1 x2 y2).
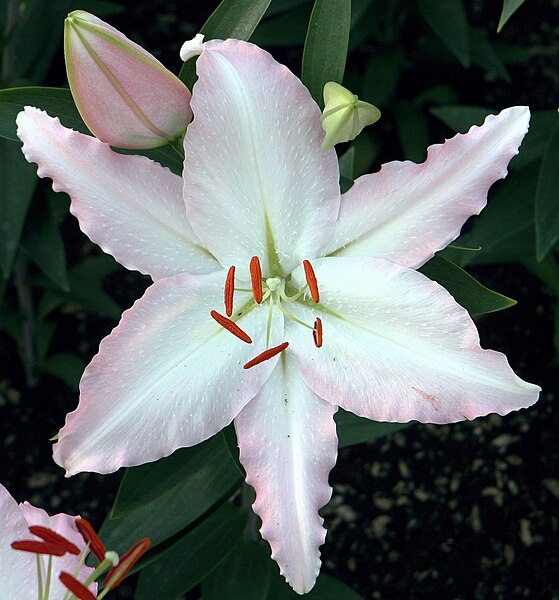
412 387 439 410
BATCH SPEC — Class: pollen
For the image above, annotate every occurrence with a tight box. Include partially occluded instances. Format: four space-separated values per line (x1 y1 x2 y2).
250 256 263 303
243 341 289 369
211 310 252 343
224 266 235 316
303 260 320 303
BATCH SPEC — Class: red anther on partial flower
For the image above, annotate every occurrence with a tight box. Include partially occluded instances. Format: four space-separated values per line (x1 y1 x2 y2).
75 517 107 562
249 256 263 303
303 260 320 303
243 342 289 369
59 572 96 600
224 266 235 316
11 540 67 556
105 538 151 589
313 317 323 348
28 525 81 555
211 310 252 343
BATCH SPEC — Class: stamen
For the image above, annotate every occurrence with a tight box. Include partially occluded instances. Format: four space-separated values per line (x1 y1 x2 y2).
75 517 106 562
249 256 263 303
243 342 289 369
224 266 235 316
59 572 96 600
303 260 320 303
210 310 252 343
28 525 80 555
11 540 67 556
104 538 151 590
313 317 323 348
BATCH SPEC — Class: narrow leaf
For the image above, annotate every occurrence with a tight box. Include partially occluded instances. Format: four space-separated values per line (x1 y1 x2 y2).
201 540 272 600
416 0 470 67
497 0 526 33
0 138 37 276
134 503 246 599
419 254 517 315
535 115 559 260
336 409 411 448
301 0 351 106
21 195 68 291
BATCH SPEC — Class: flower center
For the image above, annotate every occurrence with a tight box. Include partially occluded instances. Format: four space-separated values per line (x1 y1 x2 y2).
210 256 323 368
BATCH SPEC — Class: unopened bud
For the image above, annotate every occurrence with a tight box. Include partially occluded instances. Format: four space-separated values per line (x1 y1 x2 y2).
65 11 192 149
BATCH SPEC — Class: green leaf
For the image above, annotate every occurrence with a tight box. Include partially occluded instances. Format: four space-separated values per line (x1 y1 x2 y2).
447 164 538 267
336 409 411 448
395 101 429 162
41 352 85 390
179 0 272 87
362 46 406 107
301 0 351 106
268 571 364 599
338 146 355 181
497 0 526 32
21 195 68 291
535 116 559 260
111 430 242 519
470 27 510 82
416 0 470 67
250 4 311 47
0 87 88 142
134 503 246 599
429 104 490 133
201 540 273 599
0 138 37 277
99 434 242 554
264 0 308 19
419 254 516 315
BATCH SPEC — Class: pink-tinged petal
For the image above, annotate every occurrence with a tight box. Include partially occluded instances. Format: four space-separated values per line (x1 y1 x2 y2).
321 107 530 268
17 107 217 279
289 257 540 424
235 355 337 594
0 485 37 599
65 11 192 149
183 39 340 276
19 503 97 597
54 270 284 476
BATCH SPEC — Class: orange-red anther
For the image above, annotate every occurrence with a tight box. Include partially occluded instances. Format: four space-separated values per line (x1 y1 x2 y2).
75 517 106 562
313 317 323 348
104 538 151 589
28 525 80 555
224 266 235 316
303 260 320 303
243 342 289 369
211 310 252 344
11 540 67 556
249 256 263 303
59 572 96 600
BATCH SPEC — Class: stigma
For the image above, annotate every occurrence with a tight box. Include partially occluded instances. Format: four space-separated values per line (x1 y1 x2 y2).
210 256 324 368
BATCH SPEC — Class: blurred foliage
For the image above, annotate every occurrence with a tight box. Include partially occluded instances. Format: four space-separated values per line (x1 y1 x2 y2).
0 0 557 597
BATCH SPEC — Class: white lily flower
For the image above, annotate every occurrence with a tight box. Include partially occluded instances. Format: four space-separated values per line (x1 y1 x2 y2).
16 38 539 594
0 482 97 598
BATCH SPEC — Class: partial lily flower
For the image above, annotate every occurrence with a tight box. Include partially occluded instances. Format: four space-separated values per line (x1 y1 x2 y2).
16 38 540 594
320 81 381 150
64 10 192 149
0 482 97 598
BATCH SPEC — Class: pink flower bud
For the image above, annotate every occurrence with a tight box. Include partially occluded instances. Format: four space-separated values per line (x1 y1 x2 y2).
64 11 192 149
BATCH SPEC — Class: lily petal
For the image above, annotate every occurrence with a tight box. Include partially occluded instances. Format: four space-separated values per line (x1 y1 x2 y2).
19 503 97 597
183 39 341 276
54 270 283 475
289 257 540 424
321 107 530 268
235 354 337 594
0 485 37 599
17 107 217 280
